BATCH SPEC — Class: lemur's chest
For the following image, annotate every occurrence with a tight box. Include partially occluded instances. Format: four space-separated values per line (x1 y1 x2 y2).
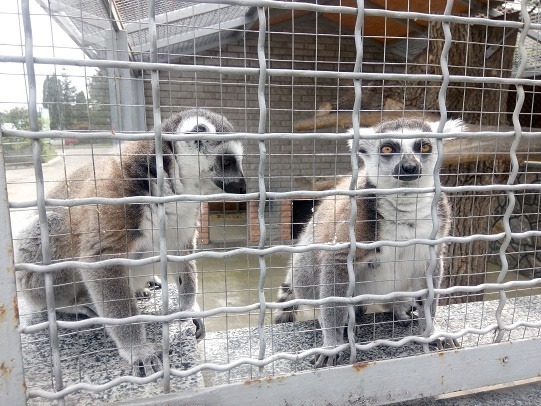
135 170 202 254
354 197 436 295
138 201 200 253
363 220 432 270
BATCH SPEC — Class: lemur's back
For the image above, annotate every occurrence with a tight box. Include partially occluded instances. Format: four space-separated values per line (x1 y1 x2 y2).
307 174 376 246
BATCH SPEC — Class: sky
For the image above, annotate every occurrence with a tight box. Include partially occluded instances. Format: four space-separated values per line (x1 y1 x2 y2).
0 0 95 112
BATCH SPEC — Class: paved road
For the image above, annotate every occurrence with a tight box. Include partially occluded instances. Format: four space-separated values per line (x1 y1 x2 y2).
6 142 114 234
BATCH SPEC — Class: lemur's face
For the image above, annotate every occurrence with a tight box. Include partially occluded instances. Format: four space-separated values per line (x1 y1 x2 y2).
171 109 246 194
350 118 463 188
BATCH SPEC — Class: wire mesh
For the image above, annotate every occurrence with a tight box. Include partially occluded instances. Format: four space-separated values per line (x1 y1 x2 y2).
1 0 541 404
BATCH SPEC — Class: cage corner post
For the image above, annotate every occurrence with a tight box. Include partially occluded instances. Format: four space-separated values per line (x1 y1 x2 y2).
105 28 147 133
0 135 27 405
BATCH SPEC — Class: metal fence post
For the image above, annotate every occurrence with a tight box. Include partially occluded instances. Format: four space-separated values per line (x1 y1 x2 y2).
106 29 147 133
0 133 27 405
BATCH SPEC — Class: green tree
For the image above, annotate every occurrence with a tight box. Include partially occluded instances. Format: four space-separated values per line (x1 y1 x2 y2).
43 74 63 129
61 73 77 126
0 107 51 159
0 107 30 130
43 71 77 130
72 90 88 127
87 68 111 129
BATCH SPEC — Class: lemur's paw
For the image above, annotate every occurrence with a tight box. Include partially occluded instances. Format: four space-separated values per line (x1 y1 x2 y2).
130 347 163 377
274 309 296 324
394 312 416 327
428 325 460 350
312 351 346 368
430 337 460 350
194 318 206 341
392 304 416 325
135 288 152 299
396 319 413 327
434 338 460 351
147 276 162 290
134 276 162 299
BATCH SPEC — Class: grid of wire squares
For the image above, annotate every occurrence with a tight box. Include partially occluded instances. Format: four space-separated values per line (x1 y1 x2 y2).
1 0 541 404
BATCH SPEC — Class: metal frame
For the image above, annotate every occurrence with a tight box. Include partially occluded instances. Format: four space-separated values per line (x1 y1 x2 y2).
0 134 26 405
35 0 254 61
105 29 146 132
1 0 541 404
128 338 541 406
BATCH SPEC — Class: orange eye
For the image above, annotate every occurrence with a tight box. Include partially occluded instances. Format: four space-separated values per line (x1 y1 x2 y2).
223 159 231 167
380 145 394 154
421 143 432 153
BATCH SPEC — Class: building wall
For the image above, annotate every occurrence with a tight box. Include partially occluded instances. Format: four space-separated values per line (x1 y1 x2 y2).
143 15 402 196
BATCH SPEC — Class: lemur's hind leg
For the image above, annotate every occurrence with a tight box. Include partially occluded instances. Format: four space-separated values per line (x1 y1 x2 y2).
315 262 350 368
413 261 459 350
175 257 205 340
15 211 99 319
392 299 417 326
79 264 162 377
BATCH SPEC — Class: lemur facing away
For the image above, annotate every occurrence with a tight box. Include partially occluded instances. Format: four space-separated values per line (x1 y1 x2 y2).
275 118 462 368
15 109 246 377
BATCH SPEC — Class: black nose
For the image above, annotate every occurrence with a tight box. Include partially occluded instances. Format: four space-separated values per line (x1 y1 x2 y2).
393 158 421 181
223 178 247 194
238 178 247 194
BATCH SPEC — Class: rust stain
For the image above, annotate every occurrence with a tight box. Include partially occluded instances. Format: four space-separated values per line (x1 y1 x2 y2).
6 255 15 274
264 375 286 384
438 351 446 357
245 375 287 386
352 361 375 372
12 294 19 321
0 305 6 322
0 362 13 378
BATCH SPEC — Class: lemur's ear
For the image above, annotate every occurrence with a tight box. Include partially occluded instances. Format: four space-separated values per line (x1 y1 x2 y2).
347 128 355 151
347 126 373 153
429 119 466 133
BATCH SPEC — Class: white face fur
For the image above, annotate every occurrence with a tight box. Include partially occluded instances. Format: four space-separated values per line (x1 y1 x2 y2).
348 118 463 189
176 115 219 136
171 112 246 195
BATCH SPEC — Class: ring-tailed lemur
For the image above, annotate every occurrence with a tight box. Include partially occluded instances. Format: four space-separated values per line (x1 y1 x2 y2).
15 109 246 376
275 118 461 367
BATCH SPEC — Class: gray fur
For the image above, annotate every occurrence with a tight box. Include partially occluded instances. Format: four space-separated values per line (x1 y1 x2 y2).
275 118 462 367
15 109 245 376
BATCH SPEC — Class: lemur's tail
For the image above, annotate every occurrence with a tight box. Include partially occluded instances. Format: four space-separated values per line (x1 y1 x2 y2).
274 282 298 323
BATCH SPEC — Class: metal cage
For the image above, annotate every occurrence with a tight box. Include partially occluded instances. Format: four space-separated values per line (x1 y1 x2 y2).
1 0 541 404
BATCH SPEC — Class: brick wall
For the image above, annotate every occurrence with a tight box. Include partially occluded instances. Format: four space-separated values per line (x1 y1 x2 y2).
142 15 404 243
143 15 404 195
